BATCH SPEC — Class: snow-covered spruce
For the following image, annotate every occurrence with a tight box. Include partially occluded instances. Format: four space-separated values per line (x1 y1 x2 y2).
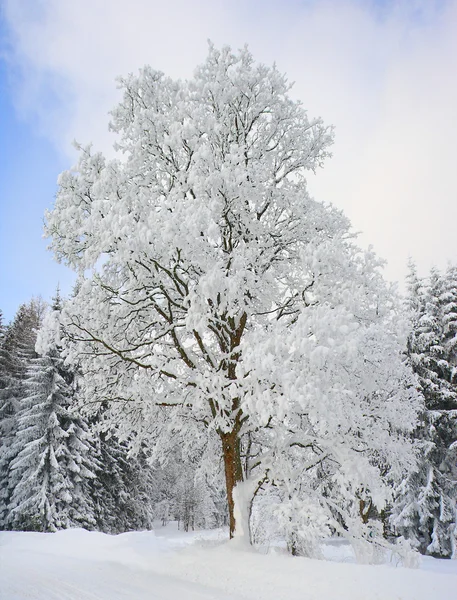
0 299 44 529
392 263 457 558
90 426 156 533
21 293 158 534
6 305 98 531
46 44 421 555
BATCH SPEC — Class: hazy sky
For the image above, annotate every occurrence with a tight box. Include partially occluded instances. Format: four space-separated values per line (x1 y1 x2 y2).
1 0 456 322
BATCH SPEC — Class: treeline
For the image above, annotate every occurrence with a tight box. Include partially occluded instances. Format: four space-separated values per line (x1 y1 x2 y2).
0 263 456 557
0 293 226 534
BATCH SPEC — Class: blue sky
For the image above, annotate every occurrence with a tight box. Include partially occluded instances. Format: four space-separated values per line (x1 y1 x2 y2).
1 0 456 323
0 33 74 323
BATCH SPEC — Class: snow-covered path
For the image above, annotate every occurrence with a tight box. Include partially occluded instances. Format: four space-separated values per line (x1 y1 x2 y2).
1 548 240 600
1 527 456 600
0 529 242 600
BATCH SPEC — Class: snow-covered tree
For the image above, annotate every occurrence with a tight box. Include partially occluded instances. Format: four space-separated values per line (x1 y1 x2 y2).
442 265 457 392
0 308 8 410
416 268 456 409
151 441 226 531
38 290 157 534
6 297 98 531
0 299 44 528
6 352 97 531
90 427 155 533
46 44 420 549
0 309 9 527
0 309 5 354
392 264 457 558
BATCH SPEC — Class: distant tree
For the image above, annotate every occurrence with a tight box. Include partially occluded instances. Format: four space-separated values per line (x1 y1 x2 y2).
155 445 225 532
442 265 457 391
0 309 9 525
0 309 5 351
46 44 420 551
90 427 155 533
0 308 8 402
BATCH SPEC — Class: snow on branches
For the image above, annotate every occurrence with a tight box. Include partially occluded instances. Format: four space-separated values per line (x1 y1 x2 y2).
46 44 421 553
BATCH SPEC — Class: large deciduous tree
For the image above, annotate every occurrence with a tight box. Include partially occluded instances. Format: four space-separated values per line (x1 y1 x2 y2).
46 45 420 544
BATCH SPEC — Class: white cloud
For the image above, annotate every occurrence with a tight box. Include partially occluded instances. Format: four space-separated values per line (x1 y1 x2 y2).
4 0 457 285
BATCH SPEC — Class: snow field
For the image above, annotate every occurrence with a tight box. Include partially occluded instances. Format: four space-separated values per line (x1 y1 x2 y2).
1 525 456 600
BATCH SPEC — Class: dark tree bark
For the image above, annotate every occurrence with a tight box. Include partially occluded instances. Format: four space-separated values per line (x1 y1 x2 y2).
220 429 244 538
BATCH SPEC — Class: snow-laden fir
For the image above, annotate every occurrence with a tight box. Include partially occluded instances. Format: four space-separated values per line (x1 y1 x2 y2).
392 262 457 558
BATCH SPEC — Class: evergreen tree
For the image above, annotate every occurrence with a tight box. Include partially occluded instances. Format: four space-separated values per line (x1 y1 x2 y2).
0 308 9 415
392 264 457 558
418 268 456 409
6 294 97 531
0 310 9 527
2 294 159 534
91 428 155 533
0 299 44 528
7 351 97 531
47 289 156 534
0 309 5 360
441 265 457 392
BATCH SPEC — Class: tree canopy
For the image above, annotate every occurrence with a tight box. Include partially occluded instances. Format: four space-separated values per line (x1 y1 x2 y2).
46 44 421 546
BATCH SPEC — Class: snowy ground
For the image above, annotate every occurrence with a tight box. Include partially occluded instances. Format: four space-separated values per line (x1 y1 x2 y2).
1 524 456 600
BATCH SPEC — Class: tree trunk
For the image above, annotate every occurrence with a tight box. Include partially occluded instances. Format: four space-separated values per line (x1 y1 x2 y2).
220 429 244 539
359 498 372 524
219 312 248 539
